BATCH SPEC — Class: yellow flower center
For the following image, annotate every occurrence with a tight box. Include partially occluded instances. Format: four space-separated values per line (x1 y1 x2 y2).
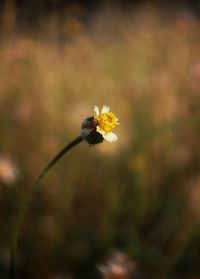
95 112 119 133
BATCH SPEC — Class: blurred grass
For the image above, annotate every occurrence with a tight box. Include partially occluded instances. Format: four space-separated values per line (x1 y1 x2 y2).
0 4 200 279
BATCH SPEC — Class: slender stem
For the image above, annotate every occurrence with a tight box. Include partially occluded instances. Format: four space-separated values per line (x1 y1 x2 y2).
9 251 15 279
10 135 83 279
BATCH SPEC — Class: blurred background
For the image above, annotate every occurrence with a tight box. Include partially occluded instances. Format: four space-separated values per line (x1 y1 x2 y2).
0 0 200 278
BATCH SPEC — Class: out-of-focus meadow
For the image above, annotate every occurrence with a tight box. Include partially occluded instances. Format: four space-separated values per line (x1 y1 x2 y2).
0 2 200 279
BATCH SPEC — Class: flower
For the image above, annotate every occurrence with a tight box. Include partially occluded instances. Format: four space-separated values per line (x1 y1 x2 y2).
0 156 18 186
94 105 119 142
81 105 119 144
98 251 137 279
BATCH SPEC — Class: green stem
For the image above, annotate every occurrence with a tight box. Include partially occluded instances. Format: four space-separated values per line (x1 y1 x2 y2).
10 135 83 278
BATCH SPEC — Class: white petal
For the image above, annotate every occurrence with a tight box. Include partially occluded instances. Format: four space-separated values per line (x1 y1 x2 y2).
103 132 118 142
94 106 99 116
101 105 110 113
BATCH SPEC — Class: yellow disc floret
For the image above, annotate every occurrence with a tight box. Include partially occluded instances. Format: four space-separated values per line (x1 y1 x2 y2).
95 111 119 134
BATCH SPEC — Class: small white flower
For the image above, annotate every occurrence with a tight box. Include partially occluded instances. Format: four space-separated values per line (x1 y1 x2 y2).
94 105 119 143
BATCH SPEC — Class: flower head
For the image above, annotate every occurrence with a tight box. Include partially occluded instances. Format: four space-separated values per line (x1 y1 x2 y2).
94 105 119 142
98 251 137 279
81 105 119 144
